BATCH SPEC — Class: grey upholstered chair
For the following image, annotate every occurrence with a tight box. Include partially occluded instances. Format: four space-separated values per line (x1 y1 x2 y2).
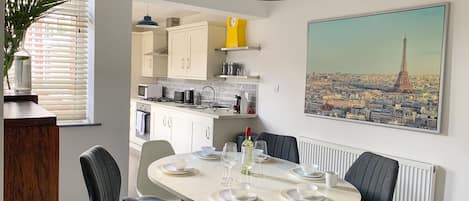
80 145 166 201
137 141 180 201
255 132 299 164
236 132 300 163
345 152 399 201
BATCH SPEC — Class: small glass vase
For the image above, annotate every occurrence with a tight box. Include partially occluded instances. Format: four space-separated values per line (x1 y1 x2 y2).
13 40 32 94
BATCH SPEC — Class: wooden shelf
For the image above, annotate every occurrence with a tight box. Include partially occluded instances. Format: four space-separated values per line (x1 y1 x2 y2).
217 75 260 80
214 46 261 52
144 52 168 56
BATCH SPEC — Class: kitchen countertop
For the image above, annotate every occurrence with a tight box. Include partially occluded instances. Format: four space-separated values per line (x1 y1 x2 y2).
132 98 257 120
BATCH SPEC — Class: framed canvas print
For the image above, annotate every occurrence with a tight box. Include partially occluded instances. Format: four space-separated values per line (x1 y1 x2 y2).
304 3 449 133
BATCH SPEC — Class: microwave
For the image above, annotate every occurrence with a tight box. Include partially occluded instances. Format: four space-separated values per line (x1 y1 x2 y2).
138 84 163 99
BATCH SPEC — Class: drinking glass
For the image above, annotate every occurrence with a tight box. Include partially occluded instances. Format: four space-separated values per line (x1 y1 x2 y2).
221 142 238 186
254 140 268 160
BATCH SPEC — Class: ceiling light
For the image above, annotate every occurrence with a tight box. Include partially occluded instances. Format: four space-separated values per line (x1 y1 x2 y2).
136 0 159 29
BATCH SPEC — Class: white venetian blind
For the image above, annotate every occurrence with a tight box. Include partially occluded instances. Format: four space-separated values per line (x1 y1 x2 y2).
24 0 90 122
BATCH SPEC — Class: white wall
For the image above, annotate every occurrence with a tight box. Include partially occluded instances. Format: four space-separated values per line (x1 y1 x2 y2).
228 0 469 200
59 0 132 200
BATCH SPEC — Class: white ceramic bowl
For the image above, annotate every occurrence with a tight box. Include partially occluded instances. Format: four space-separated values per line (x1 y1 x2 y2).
230 183 252 200
296 183 319 199
171 160 188 171
201 146 216 155
300 164 319 176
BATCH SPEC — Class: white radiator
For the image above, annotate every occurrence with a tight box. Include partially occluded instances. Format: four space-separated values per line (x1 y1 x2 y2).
298 137 436 201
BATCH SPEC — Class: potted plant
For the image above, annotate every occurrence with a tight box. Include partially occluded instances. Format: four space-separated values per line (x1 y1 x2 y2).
4 0 67 90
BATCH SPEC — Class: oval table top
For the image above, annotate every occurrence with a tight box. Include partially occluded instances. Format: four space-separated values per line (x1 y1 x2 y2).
148 153 361 201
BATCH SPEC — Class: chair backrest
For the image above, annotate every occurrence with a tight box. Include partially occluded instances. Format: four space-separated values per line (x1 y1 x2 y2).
137 140 176 199
345 152 399 201
80 145 121 201
255 132 300 164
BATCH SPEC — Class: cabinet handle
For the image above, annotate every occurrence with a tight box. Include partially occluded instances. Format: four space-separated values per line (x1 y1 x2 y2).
168 118 172 128
205 127 210 140
186 58 191 69
163 116 167 127
181 58 185 69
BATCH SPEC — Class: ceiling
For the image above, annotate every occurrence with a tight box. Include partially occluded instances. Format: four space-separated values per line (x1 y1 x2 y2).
132 0 199 26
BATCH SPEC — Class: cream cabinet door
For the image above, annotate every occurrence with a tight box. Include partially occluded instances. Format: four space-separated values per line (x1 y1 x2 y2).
191 118 213 152
152 109 172 143
141 32 154 77
170 113 193 154
186 28 208 79
168 31 188 78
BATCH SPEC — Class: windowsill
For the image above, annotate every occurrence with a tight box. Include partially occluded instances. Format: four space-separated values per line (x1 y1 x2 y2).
58 122 102 128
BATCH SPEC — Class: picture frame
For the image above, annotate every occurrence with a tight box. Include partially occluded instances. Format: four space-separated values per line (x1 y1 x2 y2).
304 3 449 133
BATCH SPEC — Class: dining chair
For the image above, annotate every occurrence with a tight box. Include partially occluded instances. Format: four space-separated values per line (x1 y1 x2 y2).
137 141 180 201
80 145 166 201
255 132 300 164
345 152 399 201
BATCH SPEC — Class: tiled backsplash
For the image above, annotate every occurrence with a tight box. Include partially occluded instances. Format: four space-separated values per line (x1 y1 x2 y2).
156 78 257 108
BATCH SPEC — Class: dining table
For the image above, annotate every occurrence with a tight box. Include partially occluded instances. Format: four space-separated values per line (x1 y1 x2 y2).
147 152 362 201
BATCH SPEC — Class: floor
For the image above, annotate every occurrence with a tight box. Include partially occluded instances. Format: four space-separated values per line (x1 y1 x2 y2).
128 147 140 198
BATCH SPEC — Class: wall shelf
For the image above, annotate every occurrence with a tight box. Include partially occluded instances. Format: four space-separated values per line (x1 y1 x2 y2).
214 46 261 52
217 75 260 80
144 52 168 56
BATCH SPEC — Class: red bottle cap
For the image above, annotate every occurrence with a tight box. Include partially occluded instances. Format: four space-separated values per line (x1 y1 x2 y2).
245 127 251 137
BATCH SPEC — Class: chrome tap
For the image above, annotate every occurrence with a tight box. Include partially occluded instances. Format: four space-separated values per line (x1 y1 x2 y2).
202 85 216 108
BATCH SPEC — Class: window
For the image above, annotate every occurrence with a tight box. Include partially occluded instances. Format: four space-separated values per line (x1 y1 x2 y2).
7 0 91 123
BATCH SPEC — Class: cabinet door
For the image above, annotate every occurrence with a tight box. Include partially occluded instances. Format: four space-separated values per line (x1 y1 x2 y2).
168 31 187 78
191 118 213 152
141 32 154 77
169 114 193 154
186 28 208 79
153 110 172 142
142 56 154 77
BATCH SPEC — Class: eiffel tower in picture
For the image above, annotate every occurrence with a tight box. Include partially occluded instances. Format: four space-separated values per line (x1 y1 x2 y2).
393 37 414 93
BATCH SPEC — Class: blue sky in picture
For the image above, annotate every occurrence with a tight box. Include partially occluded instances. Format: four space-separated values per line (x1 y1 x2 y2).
307 5 446 75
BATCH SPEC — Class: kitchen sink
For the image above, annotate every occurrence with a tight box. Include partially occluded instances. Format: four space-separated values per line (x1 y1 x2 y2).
211 105 230 109
175 105 208 109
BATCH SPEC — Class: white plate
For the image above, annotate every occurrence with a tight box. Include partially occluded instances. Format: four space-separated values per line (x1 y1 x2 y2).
281 189 328 201
193 151 220 160
218 189 257 201
290 168 325 181
160 164 194 175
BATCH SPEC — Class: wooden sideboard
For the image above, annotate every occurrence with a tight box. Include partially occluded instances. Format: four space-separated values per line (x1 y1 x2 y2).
4 93 59 201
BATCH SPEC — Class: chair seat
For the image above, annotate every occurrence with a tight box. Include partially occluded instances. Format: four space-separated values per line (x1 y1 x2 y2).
123 196 166 201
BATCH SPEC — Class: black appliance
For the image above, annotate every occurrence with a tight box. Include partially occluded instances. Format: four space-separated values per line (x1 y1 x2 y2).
174 91 185 103
184 89 194 104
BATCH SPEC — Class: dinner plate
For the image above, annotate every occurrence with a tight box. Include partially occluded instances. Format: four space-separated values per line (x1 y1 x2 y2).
218 189 257 201
160 164 194 175
193 151 220 160
281 189 328 201
290 168 325 181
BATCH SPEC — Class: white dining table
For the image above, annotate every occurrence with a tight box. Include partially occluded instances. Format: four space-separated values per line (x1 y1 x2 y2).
148 153 361 201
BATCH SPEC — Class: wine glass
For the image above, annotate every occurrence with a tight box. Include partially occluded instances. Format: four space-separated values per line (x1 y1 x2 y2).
254 140 268 161
221 142 238 186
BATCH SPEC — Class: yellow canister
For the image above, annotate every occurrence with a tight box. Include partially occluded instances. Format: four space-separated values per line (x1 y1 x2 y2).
226 17 247 48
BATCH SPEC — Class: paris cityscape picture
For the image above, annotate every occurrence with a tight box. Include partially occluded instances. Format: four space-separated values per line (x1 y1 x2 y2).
305 4 448 133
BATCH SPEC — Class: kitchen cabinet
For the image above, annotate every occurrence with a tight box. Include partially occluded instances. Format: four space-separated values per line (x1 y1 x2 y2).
167 21 226 80
151 107 172 143
151 107 192 154
132 31 168 78
191 117 214 152
150 105 254 154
